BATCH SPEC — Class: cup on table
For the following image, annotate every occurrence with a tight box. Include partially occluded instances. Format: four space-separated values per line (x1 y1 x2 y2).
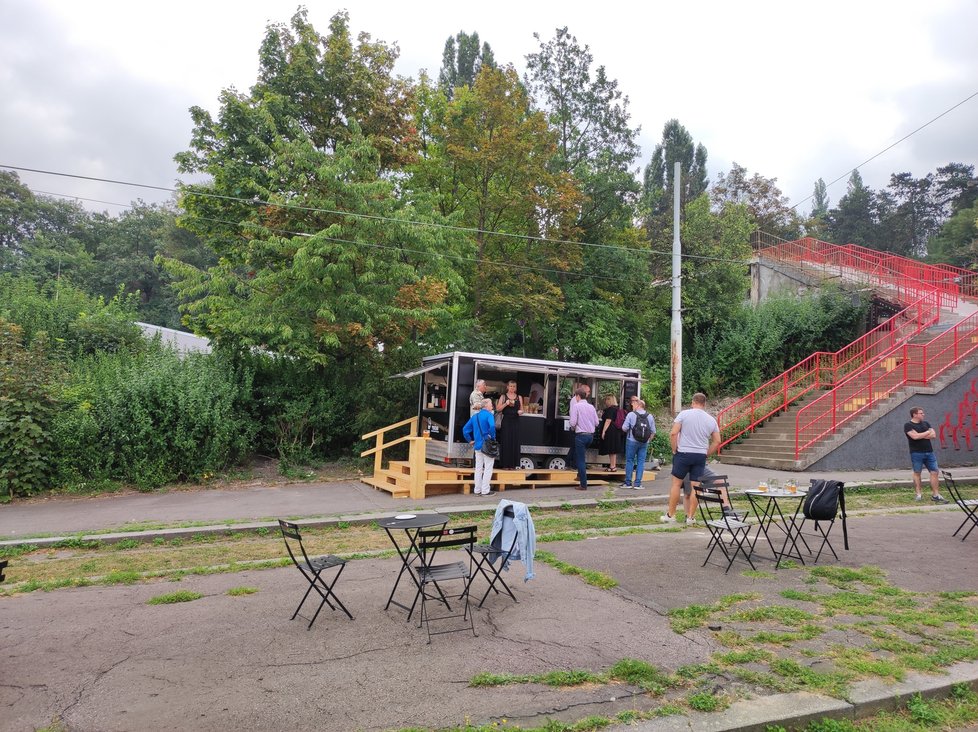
757 480 768 492
786 479 797 494
769 479 780 493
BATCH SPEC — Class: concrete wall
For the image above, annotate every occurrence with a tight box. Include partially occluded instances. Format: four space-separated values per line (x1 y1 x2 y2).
750 259 817 305
809 366 978 471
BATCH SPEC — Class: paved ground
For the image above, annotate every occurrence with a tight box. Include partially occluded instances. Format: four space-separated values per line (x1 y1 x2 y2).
2 463 971 541
1 467 977 731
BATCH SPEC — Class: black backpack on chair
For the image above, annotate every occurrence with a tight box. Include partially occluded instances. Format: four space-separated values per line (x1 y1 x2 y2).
804 479 848 550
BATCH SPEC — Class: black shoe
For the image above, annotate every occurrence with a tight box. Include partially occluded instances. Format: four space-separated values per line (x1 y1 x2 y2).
576 485 587 491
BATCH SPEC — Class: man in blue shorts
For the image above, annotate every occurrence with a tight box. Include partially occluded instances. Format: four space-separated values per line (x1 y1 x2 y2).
663 393 720 525
905 406 948 503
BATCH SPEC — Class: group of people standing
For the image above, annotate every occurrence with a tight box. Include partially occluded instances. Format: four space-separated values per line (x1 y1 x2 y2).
462 379 525 496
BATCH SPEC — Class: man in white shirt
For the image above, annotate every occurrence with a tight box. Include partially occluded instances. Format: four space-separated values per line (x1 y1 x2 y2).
662 393 720 525
470 379 486 414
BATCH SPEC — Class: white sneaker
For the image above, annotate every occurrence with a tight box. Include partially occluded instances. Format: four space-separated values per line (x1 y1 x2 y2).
685 517 697 525
631 484 645 490
914 494 923 501
660 514 676 523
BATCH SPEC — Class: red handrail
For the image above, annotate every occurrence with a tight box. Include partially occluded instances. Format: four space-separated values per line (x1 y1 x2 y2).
795 310 978 456
717 236 961 452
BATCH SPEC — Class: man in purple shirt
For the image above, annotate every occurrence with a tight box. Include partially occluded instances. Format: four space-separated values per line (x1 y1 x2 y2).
569 387 599 490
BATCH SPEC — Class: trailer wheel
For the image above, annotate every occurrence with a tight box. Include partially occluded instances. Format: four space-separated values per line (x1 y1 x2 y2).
518 455 536 470
547 456 567 470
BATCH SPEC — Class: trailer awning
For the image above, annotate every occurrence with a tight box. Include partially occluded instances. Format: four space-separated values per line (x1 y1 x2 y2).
553 368 643 381
389 362 447 379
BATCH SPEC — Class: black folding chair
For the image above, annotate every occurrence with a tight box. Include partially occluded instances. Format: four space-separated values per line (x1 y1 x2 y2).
698 474 749 521
695 487 756 573
941 471 978 541
278 520 352 630
469 505 520 608
801 479 848 563
416 525 478 643
0 559 7 583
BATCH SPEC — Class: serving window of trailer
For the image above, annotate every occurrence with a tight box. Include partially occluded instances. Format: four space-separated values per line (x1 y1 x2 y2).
557 372 636 417
474 362 548 417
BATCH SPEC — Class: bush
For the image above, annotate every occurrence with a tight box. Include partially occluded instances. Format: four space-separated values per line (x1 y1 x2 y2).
51 344 255 489
0 320 62 496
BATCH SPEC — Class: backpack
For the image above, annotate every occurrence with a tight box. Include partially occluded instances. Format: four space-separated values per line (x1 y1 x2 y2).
613 407 627 431
803 479 849 549
630 412 653 443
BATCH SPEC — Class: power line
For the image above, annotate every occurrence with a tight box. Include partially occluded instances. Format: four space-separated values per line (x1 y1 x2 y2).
794 88 978 212
1 163 753 266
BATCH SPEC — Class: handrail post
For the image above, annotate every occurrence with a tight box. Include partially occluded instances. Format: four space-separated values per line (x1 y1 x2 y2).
409 434 429 500
373 431 385 478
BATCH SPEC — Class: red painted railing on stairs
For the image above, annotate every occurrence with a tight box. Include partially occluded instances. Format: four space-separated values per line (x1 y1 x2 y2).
795 310 978 457
717 237 973 458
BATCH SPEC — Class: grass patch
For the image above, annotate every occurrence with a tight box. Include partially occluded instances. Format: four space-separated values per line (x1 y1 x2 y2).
687 691 726 712
226 586 259 596
535 551 618 589
668 593 761 633
741 569 775 579
146 590 203 605
470 658 675 695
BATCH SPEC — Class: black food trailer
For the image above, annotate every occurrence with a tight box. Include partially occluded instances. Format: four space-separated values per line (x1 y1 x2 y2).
393 352 642 468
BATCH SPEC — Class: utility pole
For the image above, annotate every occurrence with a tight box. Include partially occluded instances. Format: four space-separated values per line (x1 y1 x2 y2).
670 161 682 416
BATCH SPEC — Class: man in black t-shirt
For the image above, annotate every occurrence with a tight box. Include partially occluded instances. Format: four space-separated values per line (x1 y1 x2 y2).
904 406 948 503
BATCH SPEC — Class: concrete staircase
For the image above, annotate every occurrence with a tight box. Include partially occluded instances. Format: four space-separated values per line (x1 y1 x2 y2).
719 306 978 471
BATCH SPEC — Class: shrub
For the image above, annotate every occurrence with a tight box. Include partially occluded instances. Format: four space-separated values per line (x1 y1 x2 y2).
0 320 61 496
51 344 255 488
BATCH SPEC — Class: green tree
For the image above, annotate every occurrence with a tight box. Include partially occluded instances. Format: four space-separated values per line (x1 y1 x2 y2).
640 119 709 234
805 178 831 239
524 27 641 237
437 31 495 98
827 170 878 247
409 65 582 344
883 172 940 257
711 163 802 240
678 195 754 334
928 200 978 268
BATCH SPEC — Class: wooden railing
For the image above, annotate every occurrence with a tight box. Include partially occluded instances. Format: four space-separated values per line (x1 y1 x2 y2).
361 417 433 499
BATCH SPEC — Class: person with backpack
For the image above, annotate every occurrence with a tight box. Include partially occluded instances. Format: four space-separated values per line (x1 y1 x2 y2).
621 398 656 489
663 393 720 524
599 395 624 471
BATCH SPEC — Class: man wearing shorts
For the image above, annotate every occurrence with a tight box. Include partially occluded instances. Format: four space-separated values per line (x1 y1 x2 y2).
905 407 948 503
663 393 720 525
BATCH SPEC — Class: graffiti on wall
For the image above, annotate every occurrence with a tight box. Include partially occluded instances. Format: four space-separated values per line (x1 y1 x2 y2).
938 376 978 452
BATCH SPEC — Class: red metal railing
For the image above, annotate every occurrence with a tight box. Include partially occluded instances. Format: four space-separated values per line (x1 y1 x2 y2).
717 237 961 452
795 310 978 456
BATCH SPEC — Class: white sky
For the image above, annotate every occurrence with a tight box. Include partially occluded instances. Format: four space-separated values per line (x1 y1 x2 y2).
2 0 977 217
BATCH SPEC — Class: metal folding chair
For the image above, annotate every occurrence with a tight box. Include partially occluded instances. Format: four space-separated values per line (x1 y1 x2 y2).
941 471 978 541
278 520 353 630
698 474 748 520
469 505 519 607
801 480 848 563
416 525 478 643
694 487 756 573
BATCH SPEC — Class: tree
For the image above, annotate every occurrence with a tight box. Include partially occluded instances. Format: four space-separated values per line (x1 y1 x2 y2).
928 200 978 268
883 172 940 257
409 65 582 342
678 195 754 334
437 31 495 98
640 120 708 237
710 163 802 240
827 170 879 248
805 178 831 239
524 27 641 236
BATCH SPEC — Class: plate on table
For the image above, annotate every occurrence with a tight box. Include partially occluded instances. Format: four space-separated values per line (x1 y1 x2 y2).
395 514 417 520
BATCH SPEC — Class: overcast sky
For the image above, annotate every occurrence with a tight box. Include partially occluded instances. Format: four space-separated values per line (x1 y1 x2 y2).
2 0 976 218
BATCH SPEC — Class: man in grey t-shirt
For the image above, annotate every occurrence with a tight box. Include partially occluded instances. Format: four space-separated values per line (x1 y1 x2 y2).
470 379 486 414
662 392 720 525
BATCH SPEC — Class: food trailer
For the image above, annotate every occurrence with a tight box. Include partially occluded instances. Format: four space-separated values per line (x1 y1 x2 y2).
393 352 642 468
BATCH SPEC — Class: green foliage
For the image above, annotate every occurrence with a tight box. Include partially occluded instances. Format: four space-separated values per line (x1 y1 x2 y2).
51 345 255 488
146 590 204 605
0 320 61 496
686 288 867 396
226 586 259 596
0 274 143 357
686 691 724 712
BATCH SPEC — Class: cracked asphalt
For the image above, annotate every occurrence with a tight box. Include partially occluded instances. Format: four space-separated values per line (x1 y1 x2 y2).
2 498 975 731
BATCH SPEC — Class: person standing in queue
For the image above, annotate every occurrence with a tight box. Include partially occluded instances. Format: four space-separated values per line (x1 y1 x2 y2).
496 380 524 469
470 379 487 414
662 392 720 524
569 387 599 490
463 399 497 496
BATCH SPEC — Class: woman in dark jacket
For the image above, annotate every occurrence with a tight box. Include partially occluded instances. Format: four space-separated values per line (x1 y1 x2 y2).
598 395 623 471
496 380 524 468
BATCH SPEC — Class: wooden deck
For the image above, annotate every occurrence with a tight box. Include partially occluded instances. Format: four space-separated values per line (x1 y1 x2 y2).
362 461 653 499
